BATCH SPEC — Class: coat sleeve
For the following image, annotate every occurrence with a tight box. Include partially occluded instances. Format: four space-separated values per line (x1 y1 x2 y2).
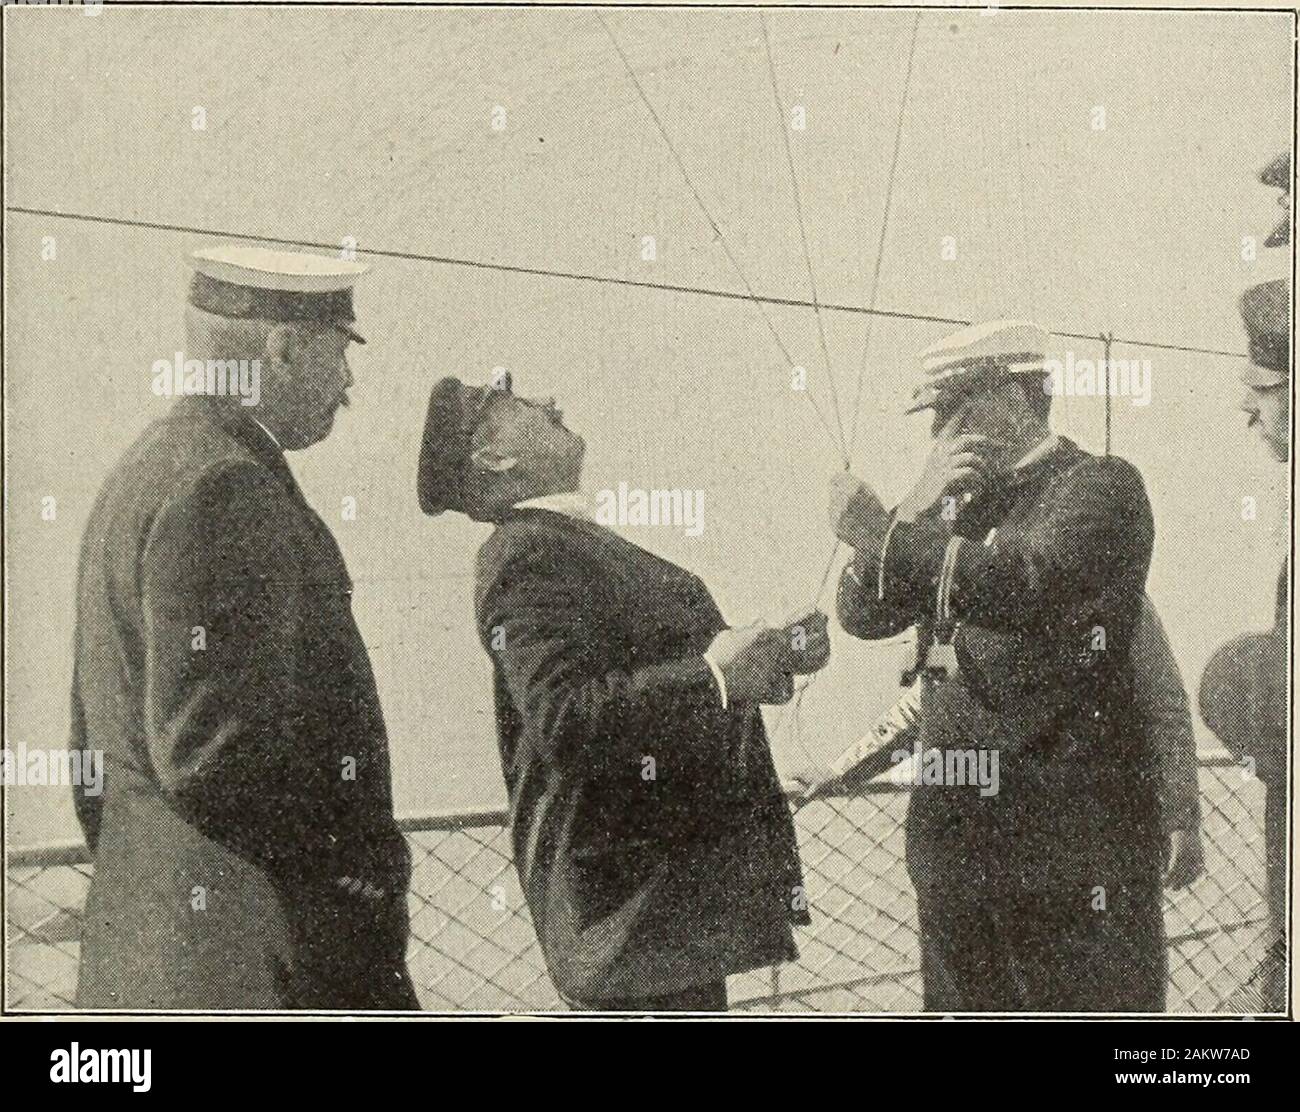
1132 596 1200 835
1198 627 1287 781
69 658 102 852
1196 561 1284 779
836 519 919 643
881 455 1154 636
477 540 733 779
139 461 331 881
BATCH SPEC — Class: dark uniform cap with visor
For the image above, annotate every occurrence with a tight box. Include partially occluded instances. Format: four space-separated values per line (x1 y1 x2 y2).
1239 278 1290 388
417 375 513 515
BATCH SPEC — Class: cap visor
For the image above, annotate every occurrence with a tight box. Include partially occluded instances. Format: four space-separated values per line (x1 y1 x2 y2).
1240 362 1288 388
1260 154 1290 189
335 323 366 344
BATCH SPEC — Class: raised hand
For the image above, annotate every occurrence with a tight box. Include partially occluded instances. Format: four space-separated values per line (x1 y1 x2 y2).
895 432 997 524
828 471 889 551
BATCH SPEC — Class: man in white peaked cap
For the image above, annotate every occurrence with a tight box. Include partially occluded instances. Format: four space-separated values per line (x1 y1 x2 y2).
826 319 1166 1012
71 244 418 1010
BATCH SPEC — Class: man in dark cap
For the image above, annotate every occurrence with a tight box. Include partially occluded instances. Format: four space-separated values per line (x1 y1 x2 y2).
828 319 1165 1012
1199 275 1290 1012
71 245 416 1009
418 375 826 1011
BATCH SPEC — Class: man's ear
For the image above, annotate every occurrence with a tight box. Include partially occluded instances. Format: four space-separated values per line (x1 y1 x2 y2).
470 445 518 474
264 323 301 369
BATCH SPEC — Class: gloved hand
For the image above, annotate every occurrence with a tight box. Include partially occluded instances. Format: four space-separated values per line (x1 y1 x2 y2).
706 619 823 705
895 431 997 524
828 471 890 550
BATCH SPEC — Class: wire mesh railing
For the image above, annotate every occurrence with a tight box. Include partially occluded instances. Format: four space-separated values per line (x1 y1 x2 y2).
5 755 1276 1013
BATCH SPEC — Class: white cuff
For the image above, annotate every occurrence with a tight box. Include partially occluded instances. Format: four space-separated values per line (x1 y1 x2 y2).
702 652 729 710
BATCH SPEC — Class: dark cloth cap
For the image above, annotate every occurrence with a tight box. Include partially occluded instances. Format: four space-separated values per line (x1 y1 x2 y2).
1239 278 1290 385
417 377 506 515
1260 153 1290 247
1260 152 1290 191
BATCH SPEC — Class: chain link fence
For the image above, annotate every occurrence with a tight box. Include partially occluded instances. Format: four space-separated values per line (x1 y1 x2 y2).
6 755 1276 1013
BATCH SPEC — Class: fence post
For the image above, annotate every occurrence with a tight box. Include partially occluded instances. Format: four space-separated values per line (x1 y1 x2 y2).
1101 331 1115 456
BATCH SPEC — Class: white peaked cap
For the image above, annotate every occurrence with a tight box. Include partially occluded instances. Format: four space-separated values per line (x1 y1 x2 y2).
184 244 370 342
907 320 1050 414
186 243 370 293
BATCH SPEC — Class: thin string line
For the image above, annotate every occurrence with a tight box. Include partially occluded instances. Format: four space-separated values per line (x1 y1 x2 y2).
595 10 845 453
784 11 921 762
599 9 856 769
1102 331 1115 457
760 12 848 466
4 205 1248 360
755 9 857 761
768 535 845 766
847 8 923 461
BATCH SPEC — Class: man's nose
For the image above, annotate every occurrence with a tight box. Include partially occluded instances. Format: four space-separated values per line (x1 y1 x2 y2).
934 405 967 439
1238 388 1258 414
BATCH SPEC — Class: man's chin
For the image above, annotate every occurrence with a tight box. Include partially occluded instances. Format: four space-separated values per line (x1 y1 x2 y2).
294 409 338 449
558 451 585 491
1248 422 1288 462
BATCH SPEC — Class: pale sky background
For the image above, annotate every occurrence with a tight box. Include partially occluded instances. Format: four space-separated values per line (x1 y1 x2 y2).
4 5 1293 844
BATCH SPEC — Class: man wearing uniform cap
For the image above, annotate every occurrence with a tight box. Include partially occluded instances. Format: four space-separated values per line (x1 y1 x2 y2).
417 375 827 1010
71 244 416 1009
828 320 1166 1011
1199 275 1290 1012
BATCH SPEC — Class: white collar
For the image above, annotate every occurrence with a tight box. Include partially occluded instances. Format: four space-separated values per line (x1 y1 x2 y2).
1011 434 1059 472
248 416 283 452
512 491 593 522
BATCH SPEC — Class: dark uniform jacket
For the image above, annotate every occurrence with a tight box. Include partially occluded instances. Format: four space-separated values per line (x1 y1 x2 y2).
1199 558 1288 782
475 507 807 1001
837 439 1165 1011
71 397 414 1010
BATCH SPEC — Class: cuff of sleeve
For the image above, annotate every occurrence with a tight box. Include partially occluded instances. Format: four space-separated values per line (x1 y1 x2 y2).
876 514 902 601
702 652 729 710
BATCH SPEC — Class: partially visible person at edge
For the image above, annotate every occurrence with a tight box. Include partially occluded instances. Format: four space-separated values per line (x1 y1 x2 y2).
1199 272 1290 1014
